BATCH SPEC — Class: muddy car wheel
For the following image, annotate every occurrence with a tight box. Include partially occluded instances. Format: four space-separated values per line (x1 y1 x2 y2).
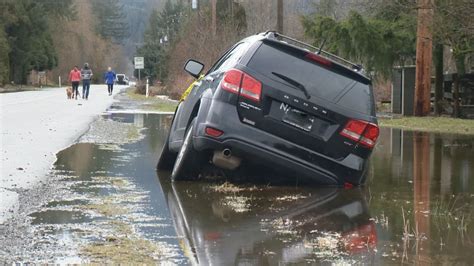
157 131 176 170
171 121 201 181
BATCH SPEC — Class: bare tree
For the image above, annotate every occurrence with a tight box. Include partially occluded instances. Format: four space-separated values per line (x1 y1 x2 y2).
50 0 129 81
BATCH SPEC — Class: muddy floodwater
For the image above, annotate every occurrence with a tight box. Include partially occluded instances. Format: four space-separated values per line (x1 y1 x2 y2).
1 112 473 264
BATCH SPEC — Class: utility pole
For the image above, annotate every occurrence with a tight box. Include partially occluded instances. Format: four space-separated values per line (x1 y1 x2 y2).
434 44 444 115
414 0 434 116
211 0 217 36
277 0 283 33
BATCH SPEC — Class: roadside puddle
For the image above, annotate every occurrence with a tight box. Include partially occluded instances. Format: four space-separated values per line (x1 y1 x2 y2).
2 113 473 264
23 113 182 264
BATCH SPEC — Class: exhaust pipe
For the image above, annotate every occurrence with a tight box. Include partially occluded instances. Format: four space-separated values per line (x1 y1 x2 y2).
212 149 241 170
223 148 232 158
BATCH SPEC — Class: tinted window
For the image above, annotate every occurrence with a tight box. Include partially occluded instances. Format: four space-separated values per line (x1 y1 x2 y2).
209 42 250 73
336 82 374 115
248 43 373 115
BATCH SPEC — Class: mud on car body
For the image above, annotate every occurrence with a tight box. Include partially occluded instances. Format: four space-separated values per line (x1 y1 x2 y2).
157 32 379 186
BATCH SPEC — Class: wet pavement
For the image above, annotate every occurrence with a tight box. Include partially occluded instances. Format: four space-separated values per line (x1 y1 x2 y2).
0 111 473 264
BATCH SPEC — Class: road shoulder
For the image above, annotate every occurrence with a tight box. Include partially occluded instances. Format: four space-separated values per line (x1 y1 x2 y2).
0 85 126 224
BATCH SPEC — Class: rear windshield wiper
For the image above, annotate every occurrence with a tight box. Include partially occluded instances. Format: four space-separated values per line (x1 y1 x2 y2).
271 72 311 100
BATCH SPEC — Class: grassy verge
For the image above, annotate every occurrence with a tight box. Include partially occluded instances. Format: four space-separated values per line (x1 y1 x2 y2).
379 116 474 135
126 88 178 113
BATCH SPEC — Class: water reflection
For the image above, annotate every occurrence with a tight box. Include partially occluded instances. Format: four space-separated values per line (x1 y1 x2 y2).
372 128 474 193
17 113 474 264
156 173 377 265
369 128 474 264
23 113 182 263
410 132 431 264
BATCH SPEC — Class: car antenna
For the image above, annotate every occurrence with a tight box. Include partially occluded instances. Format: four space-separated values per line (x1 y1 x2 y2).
317 39 326 55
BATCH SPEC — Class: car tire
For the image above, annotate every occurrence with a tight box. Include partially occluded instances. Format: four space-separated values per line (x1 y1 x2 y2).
171 119 202 181
157 130 177 170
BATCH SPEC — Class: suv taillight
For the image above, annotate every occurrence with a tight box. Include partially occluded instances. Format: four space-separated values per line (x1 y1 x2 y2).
221 69 262 102
340 119 379 148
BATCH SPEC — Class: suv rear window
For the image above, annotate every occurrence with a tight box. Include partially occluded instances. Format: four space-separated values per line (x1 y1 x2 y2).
247 42 374 115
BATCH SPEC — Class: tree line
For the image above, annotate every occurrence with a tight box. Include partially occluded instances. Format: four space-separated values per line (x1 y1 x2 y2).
303 0 473 115
303 0 473 78
135 0 472 106
137 0 247 97
0 0 129 86
0 0 75 85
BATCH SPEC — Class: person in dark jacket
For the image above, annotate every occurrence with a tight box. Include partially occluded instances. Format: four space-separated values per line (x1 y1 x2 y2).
81 63 93 100
104 67 116 96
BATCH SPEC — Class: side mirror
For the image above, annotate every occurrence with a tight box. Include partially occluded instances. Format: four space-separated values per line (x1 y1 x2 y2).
184 59 204 79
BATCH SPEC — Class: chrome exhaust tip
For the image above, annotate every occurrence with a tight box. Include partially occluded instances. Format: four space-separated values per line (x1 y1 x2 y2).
212 149 241 170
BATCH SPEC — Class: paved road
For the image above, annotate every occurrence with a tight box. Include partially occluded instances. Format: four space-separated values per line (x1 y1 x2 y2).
0 85 127 223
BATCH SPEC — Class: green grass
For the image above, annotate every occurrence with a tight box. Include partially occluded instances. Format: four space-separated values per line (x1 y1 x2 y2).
126 88 145 100
379 116 474 135
143 101 177 112
126 89 177 113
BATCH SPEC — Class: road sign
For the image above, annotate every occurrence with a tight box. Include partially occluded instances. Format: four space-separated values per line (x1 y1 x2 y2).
134 57 144 69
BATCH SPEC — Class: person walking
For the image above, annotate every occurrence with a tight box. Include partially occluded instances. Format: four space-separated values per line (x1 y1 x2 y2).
81 63 93 100
68 66 81 100
104 67 116 96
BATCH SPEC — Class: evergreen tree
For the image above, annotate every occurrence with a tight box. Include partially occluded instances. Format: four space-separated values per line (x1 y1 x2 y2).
0 29 10 85
302 4 417 78
137 9 166 82
91 0 129 43
0 0 74 85
0 0 19 85
41 0 76 19
137 2 185 82
6 1 57 83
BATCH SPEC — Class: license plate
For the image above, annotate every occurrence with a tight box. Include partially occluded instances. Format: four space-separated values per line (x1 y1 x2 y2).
282 108 314 132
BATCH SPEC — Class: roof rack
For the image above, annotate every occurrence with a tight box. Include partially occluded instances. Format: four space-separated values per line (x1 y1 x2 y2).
262 31 363 72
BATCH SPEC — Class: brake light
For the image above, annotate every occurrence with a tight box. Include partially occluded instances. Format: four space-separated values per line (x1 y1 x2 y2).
305 53 332 67
221 69 242 94
340 119 379 148
221 69 262 102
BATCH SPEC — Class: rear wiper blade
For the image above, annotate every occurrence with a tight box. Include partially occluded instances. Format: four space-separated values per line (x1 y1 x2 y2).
271 72 311 100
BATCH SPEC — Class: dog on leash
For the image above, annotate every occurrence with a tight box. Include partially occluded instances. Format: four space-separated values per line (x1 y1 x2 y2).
66 87 73 99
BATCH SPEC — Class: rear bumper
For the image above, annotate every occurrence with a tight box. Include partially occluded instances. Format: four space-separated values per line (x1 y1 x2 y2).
193 99 368 185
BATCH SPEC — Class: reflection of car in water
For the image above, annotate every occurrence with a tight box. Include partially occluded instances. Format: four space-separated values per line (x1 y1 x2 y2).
157 173 377 265
116 74 129 85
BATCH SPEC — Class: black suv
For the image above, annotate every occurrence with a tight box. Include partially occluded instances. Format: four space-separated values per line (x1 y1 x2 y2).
158 32 379 186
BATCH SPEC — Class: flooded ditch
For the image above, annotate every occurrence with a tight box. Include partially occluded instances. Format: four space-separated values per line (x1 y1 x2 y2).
0 111 473 264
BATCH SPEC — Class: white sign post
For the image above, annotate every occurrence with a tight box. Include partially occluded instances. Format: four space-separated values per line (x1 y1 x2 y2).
134 57 144 81
146 78 149 98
